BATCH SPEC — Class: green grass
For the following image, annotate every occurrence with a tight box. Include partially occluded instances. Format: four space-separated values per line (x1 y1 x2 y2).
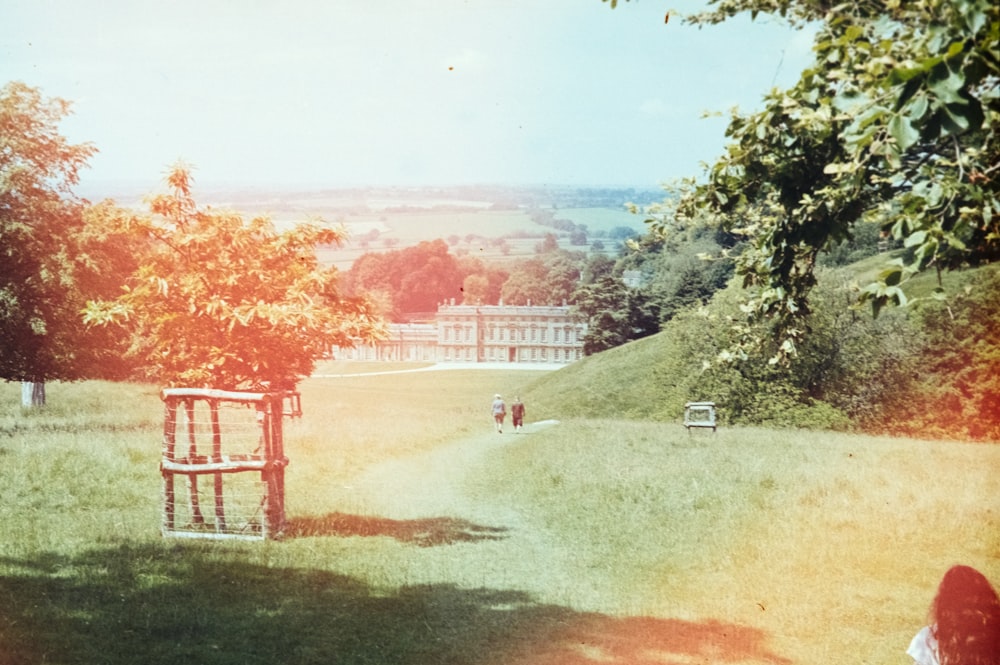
475 421 999 659
520 330 689 423
836 249 1000 306
1 373 998 664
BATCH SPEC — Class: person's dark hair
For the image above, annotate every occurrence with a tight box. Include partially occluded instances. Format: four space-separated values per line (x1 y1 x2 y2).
930 565 1000 665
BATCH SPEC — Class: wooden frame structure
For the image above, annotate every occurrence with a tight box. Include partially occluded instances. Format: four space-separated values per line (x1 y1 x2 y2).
684 401 717 433
282 391 303 418
160 388 289 540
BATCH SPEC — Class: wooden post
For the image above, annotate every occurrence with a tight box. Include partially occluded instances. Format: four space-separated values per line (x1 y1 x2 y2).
256 395 287 538
258 402 272 540
269 394 287 536
184 399 206 525
210 399 227 532
162 399 178 531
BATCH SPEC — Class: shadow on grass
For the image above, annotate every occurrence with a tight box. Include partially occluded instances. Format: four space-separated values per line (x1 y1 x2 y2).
285 513 510 546
0 544 791 665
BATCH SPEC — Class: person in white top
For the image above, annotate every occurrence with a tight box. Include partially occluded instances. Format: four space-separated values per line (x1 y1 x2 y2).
490 394 506 434
907 565 1000 665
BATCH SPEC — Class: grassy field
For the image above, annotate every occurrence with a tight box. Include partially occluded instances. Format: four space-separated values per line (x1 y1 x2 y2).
1 370 998 664
551 207 646 234
306 207 636 269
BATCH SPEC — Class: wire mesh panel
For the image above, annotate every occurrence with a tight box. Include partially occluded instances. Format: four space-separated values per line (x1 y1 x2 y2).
160 388 288 540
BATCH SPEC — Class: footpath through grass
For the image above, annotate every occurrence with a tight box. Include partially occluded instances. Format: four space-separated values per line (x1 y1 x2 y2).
1 371 998 664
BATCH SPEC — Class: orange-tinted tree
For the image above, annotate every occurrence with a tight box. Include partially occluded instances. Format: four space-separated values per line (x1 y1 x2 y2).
0 82 138 405
84 165 383 391
344 239 465 319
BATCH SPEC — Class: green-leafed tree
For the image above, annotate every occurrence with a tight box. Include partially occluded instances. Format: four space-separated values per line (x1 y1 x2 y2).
397 240 465 313
887 267 1000 440
573 274 661 355
0 82 135 406
615 0 999 360
619 226 736 323
500 252 583 306
84 165 384 391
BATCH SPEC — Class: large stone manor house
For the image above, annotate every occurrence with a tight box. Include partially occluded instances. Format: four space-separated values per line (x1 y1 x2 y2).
334 303 587 364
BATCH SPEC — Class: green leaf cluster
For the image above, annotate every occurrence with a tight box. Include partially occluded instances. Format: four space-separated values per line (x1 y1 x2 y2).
661 0 999 355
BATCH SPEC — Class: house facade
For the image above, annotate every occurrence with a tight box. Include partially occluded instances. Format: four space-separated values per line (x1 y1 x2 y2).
334 303 587 364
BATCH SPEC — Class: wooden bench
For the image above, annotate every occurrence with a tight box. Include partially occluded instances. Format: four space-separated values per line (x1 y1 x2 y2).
684 401 717 433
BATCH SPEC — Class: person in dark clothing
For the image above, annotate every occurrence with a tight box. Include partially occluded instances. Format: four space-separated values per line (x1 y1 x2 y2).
511 396 525 433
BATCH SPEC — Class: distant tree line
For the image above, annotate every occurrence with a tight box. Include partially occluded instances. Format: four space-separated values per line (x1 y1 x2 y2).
342 224 736 356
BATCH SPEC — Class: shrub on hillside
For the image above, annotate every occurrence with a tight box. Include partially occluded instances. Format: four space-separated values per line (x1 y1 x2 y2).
653 272 919 431
883 268 1000 441
532 265 997 441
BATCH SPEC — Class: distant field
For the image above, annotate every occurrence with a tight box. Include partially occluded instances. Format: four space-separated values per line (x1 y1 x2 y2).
103 184 652 271
349 210 540 243
145 185 642 269
552 206 646 233
308 208 625 269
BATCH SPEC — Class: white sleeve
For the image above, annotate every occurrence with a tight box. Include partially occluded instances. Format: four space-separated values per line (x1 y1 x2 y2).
906 626 938 665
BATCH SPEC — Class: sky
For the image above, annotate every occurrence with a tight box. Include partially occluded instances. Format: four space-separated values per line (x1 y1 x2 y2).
1 0 816 193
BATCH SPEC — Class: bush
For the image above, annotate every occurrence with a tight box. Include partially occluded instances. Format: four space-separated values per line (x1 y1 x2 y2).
647 271 919 431
883 267 1000 441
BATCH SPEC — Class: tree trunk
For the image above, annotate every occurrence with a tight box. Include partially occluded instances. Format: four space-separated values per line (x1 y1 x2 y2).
21 381 46 408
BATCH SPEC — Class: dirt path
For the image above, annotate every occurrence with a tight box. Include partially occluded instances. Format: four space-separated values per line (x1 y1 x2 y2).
328 419 617 605
345 420 556 523
324 420 797 665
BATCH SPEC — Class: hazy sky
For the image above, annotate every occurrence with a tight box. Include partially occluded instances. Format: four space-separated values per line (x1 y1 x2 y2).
2 1 815 192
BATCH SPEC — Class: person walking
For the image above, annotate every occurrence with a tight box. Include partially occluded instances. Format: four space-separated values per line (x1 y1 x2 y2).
491 394 506 434
511 396 525 433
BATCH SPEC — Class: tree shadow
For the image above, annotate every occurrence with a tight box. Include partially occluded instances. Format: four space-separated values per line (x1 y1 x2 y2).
285 512 510 546
0 544 792 665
